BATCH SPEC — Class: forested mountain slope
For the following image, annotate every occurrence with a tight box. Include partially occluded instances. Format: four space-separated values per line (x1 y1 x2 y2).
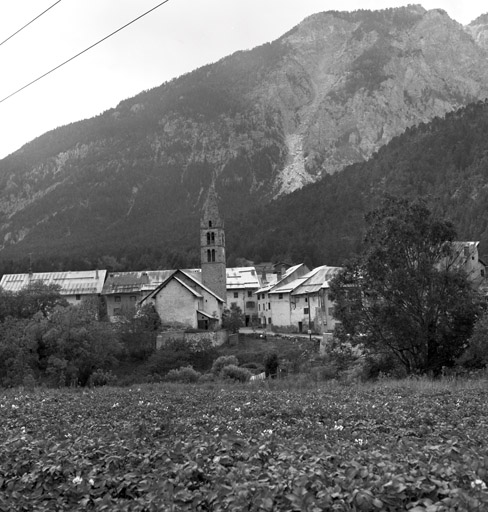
228 100 488 267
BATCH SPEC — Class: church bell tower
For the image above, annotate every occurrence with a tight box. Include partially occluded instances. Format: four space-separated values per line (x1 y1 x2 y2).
200 184 227 301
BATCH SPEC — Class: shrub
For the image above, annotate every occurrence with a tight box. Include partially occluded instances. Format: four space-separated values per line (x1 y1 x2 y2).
220 364 251 383
88 369 117 387
147 339 218 376
310 363 340 381
166 366 201 383
211 355 239 375
457 312 488 369
264 351 279 378
241 362 265 373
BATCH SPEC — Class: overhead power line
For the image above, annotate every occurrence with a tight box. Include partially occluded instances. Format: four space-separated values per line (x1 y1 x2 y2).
0 0 171 105
0 0 63 48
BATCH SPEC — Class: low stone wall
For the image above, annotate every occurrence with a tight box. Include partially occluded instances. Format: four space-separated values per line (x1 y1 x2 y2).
156 330 228 350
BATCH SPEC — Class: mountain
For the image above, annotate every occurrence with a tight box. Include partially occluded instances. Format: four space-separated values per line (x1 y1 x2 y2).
1 5 488 271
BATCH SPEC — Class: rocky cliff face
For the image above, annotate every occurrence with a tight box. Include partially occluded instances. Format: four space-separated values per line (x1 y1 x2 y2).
1 5 488 263
257 7 488 193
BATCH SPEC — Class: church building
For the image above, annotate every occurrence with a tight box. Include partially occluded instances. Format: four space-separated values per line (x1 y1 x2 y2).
138 184 227 329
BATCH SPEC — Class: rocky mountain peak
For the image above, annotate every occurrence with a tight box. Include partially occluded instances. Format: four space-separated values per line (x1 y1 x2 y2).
465 12 488 51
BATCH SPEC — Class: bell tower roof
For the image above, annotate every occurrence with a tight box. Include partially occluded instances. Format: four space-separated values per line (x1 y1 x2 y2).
201 183 223 229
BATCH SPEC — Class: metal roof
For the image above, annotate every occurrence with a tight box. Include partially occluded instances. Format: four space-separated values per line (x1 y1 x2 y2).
225 267 260 290
256 263 305 294
0 270 107 295
291 266 343 296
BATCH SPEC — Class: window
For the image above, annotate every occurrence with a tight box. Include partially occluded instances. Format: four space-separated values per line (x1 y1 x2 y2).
247 291 253 298
258 294 261 300
278 293 283 299
206 232 211 245
233 292 239 298
268 318 272 325
75 294 81 301
258 304 260 311
305 297 308 303
211 232 215 244
207 249 211 262
209 220 212 228
211 249 216 262
115 296 121 303
268 303 271 310
304 307 309 314
246 301 255 309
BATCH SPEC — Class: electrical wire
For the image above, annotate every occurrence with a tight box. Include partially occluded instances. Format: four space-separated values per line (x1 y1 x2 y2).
0 0 171 105
0 0 63 48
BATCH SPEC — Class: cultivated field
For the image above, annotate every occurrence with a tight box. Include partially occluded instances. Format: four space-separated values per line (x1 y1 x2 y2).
1 379 488 511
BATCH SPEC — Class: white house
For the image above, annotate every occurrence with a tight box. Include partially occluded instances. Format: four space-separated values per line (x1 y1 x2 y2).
259 265 342 333
255 263 310 328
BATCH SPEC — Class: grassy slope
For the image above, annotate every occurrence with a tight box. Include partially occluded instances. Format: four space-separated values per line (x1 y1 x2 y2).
1 379 487 510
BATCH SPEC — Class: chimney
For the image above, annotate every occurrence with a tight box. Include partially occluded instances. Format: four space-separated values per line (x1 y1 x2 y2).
276 265 282 282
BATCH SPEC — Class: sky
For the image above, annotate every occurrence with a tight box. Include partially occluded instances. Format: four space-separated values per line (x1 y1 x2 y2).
0 0 486 159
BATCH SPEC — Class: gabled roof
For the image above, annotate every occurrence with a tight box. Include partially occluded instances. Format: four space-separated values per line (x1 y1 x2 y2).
0 270 107 295
140 269 224 304
256 263 306 294
268 266 343 296
292 266 342 295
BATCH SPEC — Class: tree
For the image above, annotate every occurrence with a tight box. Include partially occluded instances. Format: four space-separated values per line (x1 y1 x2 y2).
0 281 67 321
457 312 488 369
330 196 484 375
222 304 244 333
40 300 121 386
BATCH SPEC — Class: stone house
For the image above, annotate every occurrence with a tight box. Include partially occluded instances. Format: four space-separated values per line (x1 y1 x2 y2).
139 269 225 330
446 241 486 290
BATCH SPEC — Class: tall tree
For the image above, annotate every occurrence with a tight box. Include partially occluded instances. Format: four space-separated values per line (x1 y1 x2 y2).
330 196 484 375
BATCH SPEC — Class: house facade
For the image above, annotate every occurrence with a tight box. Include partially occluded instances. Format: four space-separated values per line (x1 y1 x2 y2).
226 267 261 326
139 270 224 330
0 270 107 305
448 241 486 290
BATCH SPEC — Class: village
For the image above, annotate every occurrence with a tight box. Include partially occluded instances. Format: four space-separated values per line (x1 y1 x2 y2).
0 186 486 344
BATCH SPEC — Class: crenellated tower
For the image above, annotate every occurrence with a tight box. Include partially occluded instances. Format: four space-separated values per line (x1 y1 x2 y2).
200 184 226 301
